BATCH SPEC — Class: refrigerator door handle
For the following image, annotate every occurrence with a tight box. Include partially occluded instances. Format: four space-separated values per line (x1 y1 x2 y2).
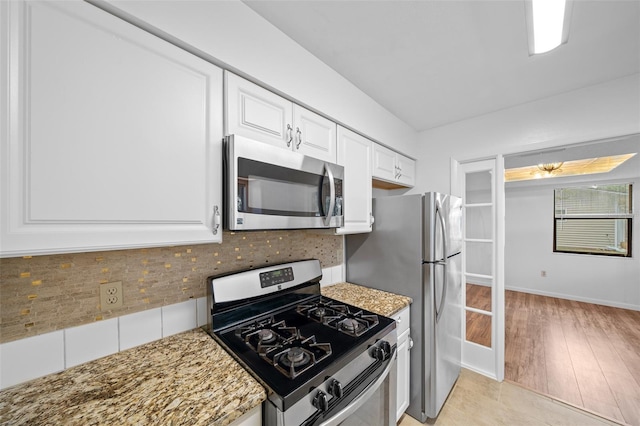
435 199 448 323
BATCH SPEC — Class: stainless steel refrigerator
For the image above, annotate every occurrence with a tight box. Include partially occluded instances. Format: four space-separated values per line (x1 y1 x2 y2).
346 192 462 422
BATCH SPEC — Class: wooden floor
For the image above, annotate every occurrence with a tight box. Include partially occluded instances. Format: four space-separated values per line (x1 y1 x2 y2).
398 368 618 426
466 285 640 425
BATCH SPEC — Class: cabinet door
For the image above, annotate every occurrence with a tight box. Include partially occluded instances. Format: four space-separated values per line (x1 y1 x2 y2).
335 127 372 234
1 0 223 257
396 154 416 187
224 72 293 150
292 105 337 163
371 143 397 182
396 329 411 421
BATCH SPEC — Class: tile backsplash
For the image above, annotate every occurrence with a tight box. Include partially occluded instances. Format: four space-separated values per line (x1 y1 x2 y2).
0 230 342 344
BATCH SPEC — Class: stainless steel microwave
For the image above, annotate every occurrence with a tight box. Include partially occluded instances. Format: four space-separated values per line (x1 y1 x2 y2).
224 135 344 230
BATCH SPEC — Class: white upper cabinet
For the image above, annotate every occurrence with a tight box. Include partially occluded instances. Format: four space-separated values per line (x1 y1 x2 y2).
372 143 416 188
225 72 336 163
224 72 293 148
335 127 373 234
292 104 337 162
396 153 416 187
0 0 224 257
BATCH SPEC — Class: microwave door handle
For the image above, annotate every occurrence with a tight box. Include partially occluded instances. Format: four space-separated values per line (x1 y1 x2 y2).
324 164 336 226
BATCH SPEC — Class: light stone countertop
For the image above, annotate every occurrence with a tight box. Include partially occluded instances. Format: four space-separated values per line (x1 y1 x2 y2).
322 282 412 317
0 329 266 426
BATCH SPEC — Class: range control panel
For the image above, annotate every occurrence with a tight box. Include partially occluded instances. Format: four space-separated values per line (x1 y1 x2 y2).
259 267 294 288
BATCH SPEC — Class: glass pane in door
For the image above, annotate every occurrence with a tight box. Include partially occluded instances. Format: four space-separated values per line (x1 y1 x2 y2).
465 171 492 203
465 241 492 276
466 311 492 348
466 283 492 312
465 205 492 239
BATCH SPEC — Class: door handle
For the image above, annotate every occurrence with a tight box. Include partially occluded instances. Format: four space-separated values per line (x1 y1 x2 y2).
212 205 221 235
286 124 293 147
295 127 302 149
324 164 336 227
435 199 448 323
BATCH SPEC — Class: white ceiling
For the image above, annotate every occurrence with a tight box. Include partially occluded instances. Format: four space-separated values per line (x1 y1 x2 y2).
244 0 640 132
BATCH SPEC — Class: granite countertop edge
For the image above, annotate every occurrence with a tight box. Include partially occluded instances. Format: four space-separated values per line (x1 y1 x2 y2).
322 282 412 317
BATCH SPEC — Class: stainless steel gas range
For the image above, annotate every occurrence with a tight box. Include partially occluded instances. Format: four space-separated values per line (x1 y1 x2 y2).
207 259 397 426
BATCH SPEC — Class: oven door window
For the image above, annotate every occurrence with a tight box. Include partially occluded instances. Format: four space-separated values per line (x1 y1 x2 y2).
238 158 340 217
334 381 391 426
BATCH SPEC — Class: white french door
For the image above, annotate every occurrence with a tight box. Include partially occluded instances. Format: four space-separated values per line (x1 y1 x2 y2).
451 157 504 380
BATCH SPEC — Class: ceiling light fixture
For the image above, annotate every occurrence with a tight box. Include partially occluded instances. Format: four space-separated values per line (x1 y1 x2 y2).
504 153 637 182
525 0 574 55
537 162 563 173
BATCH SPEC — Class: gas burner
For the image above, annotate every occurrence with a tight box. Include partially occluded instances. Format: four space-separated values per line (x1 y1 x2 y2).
340 318 362 333
235 318 297 355
326 310 380 337
296 298 348 323
267 335 332 379
312 307 326 319
280 347 311 368
256 329 276 344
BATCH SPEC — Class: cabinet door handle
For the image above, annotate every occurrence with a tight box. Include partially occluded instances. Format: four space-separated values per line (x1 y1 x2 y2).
213 205 221 235
295 127 302 149
286 124 293 147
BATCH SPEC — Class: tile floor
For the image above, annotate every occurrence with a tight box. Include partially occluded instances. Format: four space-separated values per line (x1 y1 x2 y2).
398 369 624 426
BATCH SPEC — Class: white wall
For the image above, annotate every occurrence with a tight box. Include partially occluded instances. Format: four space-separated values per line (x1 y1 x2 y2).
414 74 640 195
505 165 639 310
415 74 640 310
102 0 418 157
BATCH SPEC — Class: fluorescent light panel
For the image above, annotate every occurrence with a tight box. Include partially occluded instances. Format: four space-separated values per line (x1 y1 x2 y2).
526 0 573 55
504 153 637 182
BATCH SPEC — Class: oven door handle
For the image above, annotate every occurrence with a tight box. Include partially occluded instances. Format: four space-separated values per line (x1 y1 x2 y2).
318 346 396 426
323 163 336 227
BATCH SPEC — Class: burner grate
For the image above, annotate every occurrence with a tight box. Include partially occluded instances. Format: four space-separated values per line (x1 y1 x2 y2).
235 317 297 355
268 335 332 379
234 316 332 379
297 298 380 337
296 298 348 323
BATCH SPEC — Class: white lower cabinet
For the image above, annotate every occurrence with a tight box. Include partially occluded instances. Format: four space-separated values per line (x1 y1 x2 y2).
335 126 373 234
1 0 224 257
230 406 261 426
393 306 411 421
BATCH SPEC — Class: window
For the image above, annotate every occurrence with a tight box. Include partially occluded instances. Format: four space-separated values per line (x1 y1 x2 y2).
554 183 633 257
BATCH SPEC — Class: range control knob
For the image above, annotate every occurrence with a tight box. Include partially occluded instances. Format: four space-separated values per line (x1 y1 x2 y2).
371 345 385 361
371 340 392 361
313 390 329 412
380 340 391 358
328 379 343 398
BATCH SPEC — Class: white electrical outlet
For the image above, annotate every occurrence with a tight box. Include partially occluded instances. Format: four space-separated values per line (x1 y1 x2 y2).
100 281 123 309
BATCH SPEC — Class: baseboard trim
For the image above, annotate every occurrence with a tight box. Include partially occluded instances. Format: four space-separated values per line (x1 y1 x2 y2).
504 286 639 311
